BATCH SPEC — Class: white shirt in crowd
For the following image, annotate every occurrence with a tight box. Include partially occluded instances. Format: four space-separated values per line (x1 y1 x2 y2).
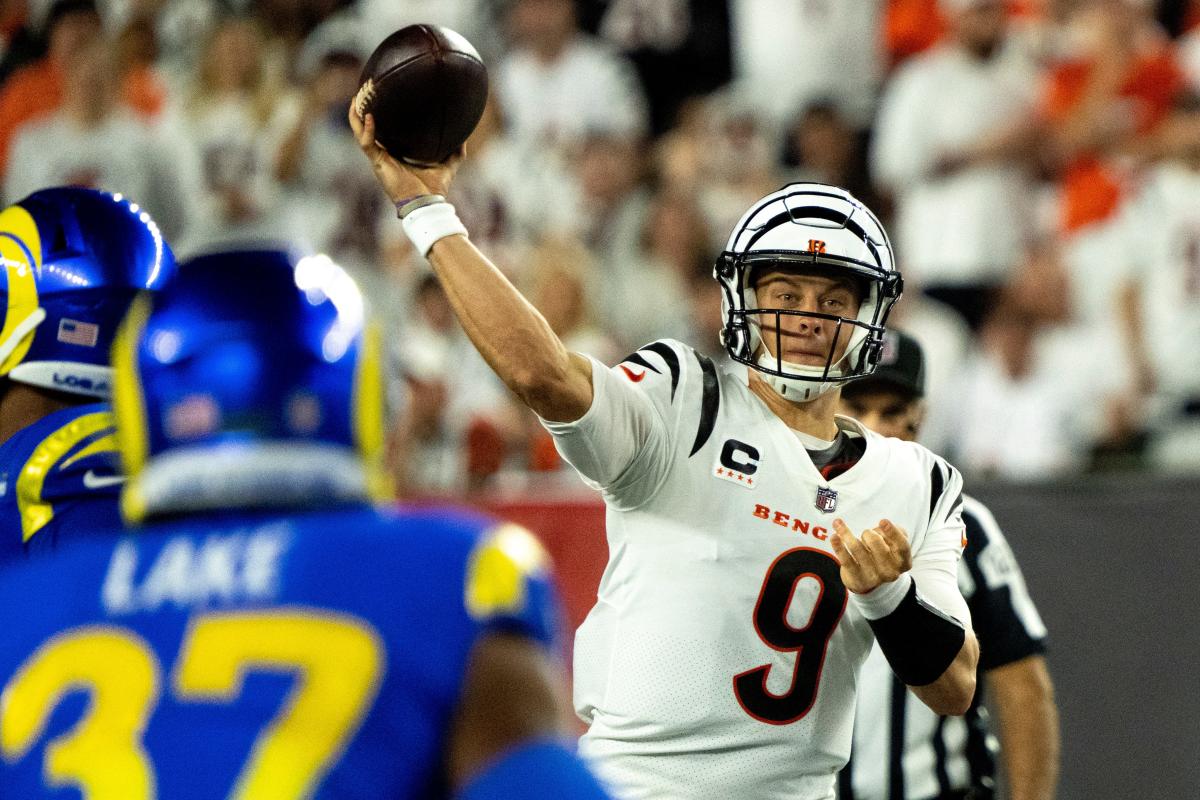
453 134 581 249
729 0 884 128
1111 162 1200 406
161 93 299 255
543 339 970 800
4 112 193 241
943 336 1098 480
277 109 387 255
891 307 973 457
355 0 500 58
496 34 648 147
1179 25 1200 93
872 42 1039 290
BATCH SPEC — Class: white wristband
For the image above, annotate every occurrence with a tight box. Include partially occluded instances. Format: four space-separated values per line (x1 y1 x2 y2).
401 200 468 258
848 572 913 620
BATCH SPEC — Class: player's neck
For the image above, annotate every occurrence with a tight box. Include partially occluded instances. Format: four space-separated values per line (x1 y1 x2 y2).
0 383 79 446
747 371 841 440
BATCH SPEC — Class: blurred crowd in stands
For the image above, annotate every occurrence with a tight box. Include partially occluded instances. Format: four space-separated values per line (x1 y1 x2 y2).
2 0 1199 493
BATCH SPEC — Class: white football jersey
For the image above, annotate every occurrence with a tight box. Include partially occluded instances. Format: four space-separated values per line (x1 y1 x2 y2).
542 340 971 800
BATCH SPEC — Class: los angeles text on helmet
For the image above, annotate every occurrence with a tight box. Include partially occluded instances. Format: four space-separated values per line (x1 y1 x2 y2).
52 372 110 395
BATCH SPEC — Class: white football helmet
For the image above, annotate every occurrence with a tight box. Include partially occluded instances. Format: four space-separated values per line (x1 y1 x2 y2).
715 183 902 401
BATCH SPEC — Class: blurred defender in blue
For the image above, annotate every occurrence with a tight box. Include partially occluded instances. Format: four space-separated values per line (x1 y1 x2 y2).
0 187 175 562
0 249 610 800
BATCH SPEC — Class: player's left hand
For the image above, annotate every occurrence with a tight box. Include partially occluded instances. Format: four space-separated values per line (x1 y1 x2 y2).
830 518 912 594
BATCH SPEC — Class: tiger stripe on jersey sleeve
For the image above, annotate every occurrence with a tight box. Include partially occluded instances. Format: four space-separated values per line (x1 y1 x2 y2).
620 341 681 401
928 462 943 519
619 340 722 459
689 351 720 457
621 351 660 375
927 457 963 530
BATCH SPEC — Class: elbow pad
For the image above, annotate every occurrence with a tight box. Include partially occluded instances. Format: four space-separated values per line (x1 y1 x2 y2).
457 740 612 800
867 580 966 686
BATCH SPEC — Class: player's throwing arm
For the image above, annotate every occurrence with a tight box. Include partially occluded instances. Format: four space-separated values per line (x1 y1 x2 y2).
349 108 594 424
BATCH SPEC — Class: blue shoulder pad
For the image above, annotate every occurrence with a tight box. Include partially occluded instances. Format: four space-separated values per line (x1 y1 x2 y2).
0 404 122 561
463 523 561 648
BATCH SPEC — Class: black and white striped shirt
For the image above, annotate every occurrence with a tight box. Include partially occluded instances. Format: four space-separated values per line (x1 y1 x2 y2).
839 495 1047 800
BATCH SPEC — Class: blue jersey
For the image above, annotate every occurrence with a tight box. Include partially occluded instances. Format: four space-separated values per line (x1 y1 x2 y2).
0 504 561 799
0 403 123 563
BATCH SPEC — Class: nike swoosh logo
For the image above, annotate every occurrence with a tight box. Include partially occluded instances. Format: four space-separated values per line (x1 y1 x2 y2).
619 365 646 382
82 470 125 490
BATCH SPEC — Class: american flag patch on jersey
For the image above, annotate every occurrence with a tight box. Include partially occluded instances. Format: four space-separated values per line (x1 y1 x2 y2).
57 319 99 347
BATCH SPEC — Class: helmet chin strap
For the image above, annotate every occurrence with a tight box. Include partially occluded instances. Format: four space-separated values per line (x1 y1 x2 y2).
753 350 849 402
748 312 859 402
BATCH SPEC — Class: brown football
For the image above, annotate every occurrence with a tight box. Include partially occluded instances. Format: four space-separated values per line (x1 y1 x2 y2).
354 24 488 165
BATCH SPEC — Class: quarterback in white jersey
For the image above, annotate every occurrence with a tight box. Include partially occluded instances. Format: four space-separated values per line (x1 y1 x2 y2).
351 108 980 800
548 337 972 798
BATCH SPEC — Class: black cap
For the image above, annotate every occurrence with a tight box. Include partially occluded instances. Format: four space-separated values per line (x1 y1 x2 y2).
45 0 99 33
843 330 925 399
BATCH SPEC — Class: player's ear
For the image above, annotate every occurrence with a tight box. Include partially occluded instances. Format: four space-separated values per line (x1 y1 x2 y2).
906 399 927 438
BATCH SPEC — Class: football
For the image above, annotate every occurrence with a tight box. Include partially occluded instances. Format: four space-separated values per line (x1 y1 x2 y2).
354 24 488 166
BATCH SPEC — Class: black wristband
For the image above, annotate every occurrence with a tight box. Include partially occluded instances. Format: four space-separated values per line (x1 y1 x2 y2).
867 580 966 686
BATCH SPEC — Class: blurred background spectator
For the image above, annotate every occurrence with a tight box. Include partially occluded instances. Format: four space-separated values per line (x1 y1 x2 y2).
872 0 1042 331
3 0 1198 491
496 0 648 150
164 14 297 252
4 33 186 236
728 0 884 129
0 0 161 179
586 0 731 136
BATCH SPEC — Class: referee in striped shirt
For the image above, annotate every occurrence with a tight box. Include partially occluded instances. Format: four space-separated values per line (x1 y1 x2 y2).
837 331 1060 800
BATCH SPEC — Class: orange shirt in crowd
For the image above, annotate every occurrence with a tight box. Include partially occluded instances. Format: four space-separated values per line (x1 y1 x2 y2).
884 0 946 67
1042 47 1185 233
1188 0 1200 32
0 59 164 176
884 0 1040 68
121 64 167 119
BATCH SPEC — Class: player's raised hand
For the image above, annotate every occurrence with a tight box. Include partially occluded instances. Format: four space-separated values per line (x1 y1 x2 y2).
830 518 913 594
349 105 464 202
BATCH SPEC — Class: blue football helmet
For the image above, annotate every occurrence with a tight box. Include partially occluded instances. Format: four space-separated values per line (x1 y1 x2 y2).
111 248 388 521
0 187 175 398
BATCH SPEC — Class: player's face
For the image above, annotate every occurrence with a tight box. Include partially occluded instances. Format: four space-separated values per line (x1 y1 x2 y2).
753 271 862 367
838 389 924 441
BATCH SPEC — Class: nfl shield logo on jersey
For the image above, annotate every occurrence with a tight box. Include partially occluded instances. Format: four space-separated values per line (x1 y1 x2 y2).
815 487 838 513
